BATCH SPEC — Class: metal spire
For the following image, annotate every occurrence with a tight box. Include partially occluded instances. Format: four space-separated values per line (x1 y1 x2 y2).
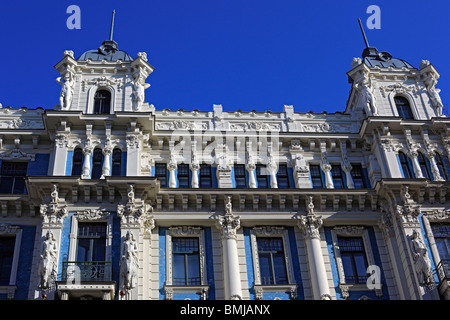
109 10 116 41
358 18 370 49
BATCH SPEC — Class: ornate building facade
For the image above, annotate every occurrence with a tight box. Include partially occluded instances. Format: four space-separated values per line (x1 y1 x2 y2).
0 35 449 301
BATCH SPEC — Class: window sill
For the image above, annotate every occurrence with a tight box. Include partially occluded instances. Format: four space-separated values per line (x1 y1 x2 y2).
0 285 17 300
338 282 383 299
253 284 298 300
163 284 210 300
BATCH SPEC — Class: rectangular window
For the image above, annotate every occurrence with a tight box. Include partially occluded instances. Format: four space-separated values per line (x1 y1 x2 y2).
276 164 290 189
172 237 201 285
177 164 190 188
432 223 450 261
155 163 167 188
76 222 107 262
234 164 247 188
331 165 345 189
256 164 268 189
338 237 368 284
257 237 288 285
199 164 212 188
0 237 15 285
310 165 323 189
351 164 367 189
0 162 28 194
111 149 122 176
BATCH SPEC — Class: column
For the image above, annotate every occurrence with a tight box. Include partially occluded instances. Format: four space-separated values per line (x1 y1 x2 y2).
81 145 92 179
52 133 69 176
298 209 331 300
167 154 177 188
342 164 355 189
267 157 278 189
246 154 257 188
410 151 424 178
216 196 243 300
427 152 444 181
190 162 200 188
321 163 334 189
101 147 112 179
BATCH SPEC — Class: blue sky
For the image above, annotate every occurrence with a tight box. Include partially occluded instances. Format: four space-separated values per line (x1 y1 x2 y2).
0 0 449 113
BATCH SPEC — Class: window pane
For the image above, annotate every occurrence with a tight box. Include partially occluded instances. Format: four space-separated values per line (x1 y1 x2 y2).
399 152 412 178
310 165 323 188
417 153 430 179
331 165 344 189
94 90 111 114
111 149 122 176
173 254 186 285
72 148 83 176
256 165 268 188
341 254 357 282
351 164 366 189
0 237 15 285
187 254 201 285
273 253 288 284
0 162 28 194
155 163 167 188
91 148 103 179
234 164 247 188
258 253 273 284
178 164 190 188
395 96 413 120
200 164 212 188
277 164 290 189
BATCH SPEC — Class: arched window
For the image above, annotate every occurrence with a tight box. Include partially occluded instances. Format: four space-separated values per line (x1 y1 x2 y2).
91 148 104 179
93 90 111 114
399 152 413 178
435 153 447 180
417 152 431 179
394 96 414 120
111 148 122 176
71 148 83 176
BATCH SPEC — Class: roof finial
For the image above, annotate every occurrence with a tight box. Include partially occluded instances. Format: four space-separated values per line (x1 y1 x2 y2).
109 10 116 41
358 18 370 49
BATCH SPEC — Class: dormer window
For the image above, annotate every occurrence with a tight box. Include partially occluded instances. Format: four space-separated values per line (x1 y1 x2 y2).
93 90 111 114
394 96 414 120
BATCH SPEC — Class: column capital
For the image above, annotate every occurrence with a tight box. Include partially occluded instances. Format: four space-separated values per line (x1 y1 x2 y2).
298 214 323 240
216 196 241 240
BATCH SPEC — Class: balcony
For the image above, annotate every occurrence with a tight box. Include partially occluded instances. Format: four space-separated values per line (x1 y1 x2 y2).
61 261 112 282
436 259 450 300
57 261 115 300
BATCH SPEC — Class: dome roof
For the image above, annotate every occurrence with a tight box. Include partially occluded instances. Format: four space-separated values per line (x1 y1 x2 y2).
77 40 133 62
362 47 414 69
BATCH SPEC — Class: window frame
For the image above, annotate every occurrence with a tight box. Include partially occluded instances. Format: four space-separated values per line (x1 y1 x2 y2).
435 153 447 180
234 164 247 188
276 164 290 189
199 164 212 188
256 164 269 189
331 165 345 189
0 161 28 194
93 89 111 115
91 148 104 179
71 147 84 176
111 148 122 177
350 164 367 189
0 224 22 300
249 226 297 300
164 226 209 300
177 163 191 188
398 151 413 178
417 152 431 179
155 163 168 188
394 95 414 120
309 164 323 189
330 226 381 297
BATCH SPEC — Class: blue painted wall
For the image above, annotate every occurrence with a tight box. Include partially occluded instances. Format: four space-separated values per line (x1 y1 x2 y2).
27 154 50 176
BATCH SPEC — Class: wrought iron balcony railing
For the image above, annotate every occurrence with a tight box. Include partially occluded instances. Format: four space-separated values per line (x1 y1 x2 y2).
436 259 450 284
61 261 112 283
